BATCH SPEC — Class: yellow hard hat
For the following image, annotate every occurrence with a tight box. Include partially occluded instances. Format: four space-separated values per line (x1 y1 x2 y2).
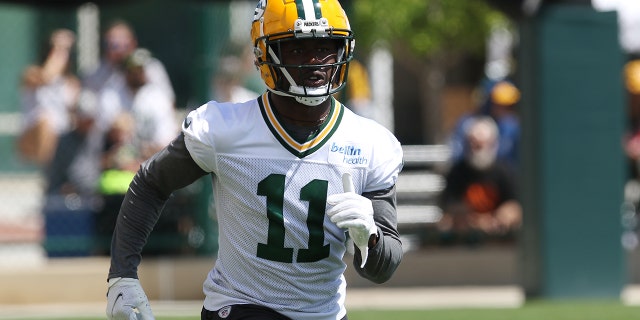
625 60 640 94
491 81 520 106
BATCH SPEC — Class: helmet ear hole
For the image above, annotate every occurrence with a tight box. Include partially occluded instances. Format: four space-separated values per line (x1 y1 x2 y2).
253 47 262 60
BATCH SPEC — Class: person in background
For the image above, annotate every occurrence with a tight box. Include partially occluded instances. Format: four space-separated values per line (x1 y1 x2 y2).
449 79 521 169
105 1 404 319
438 116 522 245
334 59 374 119
622 58 640 250
121 48 177 157
98 48 177 173
18 28 80 166
82 20 174 104
44 90 101 197
489 81 521 167
95 49 178 255
210 54 260 103
623 59 640 182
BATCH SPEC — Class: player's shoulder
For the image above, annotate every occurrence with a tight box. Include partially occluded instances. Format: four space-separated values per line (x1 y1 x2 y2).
206 98 257 112
190 98 257 123
183 98 258 141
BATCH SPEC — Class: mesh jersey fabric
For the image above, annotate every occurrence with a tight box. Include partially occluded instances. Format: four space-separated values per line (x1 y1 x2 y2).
182 93 403 320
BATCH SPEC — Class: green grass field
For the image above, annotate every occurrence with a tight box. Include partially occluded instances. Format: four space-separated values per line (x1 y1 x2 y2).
4 300 639 320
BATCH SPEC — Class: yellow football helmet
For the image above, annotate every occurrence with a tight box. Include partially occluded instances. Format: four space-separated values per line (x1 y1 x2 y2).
251 0 355 106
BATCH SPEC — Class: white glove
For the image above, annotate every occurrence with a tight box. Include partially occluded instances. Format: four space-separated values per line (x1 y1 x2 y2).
106 277 154 320
327 173 377 268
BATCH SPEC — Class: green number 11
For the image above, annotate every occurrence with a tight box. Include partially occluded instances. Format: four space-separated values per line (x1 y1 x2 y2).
256 173 331 263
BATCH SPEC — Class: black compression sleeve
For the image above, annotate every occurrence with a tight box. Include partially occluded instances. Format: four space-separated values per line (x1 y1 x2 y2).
108 133 208 280
354 185 403 283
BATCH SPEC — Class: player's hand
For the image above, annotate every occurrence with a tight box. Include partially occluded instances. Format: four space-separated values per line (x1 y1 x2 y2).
327 173 377 268
106 277 154 320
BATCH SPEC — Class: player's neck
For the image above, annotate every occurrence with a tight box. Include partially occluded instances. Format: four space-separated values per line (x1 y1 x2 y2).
270 93 332 127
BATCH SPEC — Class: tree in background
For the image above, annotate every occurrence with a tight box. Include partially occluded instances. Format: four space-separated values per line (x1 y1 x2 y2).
351 0 511 143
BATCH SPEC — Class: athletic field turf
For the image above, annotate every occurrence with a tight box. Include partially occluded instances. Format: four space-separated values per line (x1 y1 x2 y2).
2 300 638 320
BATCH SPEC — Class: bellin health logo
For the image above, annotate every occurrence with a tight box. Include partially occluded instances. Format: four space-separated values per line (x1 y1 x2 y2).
330 142 368 165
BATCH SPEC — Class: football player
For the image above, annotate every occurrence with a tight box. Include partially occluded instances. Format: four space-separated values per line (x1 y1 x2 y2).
106 0 404 319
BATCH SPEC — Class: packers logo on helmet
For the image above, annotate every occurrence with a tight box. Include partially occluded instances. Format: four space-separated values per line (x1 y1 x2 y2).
251 0 355 106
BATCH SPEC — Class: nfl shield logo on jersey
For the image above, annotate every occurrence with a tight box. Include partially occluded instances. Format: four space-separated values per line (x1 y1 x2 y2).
218 305 232 318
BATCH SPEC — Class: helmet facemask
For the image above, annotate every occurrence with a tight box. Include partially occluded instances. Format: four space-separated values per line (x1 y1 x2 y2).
264 34 352 106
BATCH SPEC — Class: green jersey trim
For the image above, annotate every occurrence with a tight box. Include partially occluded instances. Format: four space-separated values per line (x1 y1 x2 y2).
258 93 343 158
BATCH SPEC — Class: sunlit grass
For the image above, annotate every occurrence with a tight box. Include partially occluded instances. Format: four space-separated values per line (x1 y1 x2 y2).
5 300 639 320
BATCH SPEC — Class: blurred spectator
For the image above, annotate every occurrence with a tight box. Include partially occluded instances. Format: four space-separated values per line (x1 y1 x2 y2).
102 113 138 175
44 90 102 197
17 29 81 166
82 20 174 104
622 58 640 250
438 116 522 245
99 48 178 192
449 78 521 169
94 49 178 254
210 54 260 103
624 59 640 181
334 59 374 119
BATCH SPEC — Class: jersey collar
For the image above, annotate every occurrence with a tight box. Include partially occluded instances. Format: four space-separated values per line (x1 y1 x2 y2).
258 92 343 158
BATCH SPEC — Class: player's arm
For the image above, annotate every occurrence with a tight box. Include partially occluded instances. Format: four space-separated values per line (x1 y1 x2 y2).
355 185 403 284
108 132 208 279
106 132 207 319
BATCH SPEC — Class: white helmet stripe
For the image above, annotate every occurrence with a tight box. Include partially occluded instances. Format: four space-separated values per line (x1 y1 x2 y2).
301 0 318 20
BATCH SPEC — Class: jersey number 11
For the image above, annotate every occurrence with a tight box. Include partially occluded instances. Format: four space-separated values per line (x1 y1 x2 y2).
257 173 331 263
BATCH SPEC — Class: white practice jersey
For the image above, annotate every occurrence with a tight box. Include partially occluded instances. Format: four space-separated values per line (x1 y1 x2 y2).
182 93 403 320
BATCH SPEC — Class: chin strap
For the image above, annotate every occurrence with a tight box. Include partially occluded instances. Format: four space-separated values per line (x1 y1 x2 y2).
296 95 329 106
267 86 329 107
290 86 329 106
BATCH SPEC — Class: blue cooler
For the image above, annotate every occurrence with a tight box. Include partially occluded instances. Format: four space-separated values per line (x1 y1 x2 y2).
43 194 96 257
